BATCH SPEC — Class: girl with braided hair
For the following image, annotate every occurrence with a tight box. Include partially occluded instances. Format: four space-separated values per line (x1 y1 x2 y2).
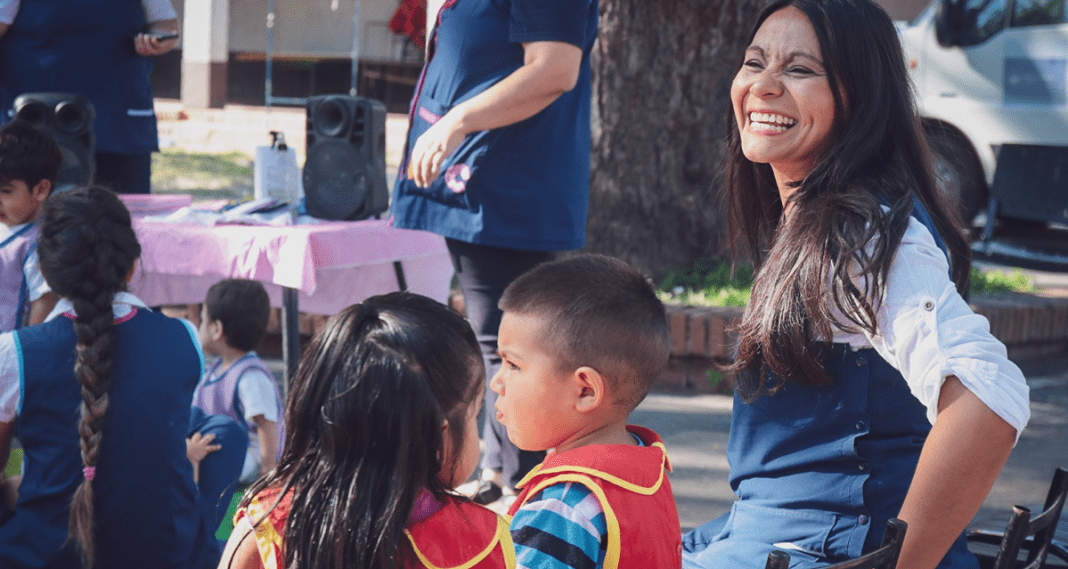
0 186 242 568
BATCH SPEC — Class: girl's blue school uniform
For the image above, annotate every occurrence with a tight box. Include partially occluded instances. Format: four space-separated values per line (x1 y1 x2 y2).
0 307 220 569
682 202 977 569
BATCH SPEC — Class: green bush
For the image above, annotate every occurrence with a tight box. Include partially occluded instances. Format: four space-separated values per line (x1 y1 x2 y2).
657 259 753 307
659 260 1035 307
969 267 1035 295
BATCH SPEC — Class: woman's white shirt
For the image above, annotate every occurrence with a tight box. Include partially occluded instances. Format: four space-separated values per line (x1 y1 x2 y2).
0 292 202 422
832 216 1030 439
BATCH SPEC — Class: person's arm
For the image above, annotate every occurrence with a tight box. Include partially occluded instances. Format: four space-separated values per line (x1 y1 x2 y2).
134 17 179 57
27 292 57 327
0 0 17 39
251 415 277 477
407 40 583 187
895 376 1016 569
217 517 265 569
186 431 221 485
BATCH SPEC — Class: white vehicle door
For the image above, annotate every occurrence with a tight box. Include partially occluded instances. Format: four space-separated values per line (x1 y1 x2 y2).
999 0 1068 146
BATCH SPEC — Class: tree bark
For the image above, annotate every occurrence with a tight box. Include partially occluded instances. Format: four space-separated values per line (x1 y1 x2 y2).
585 0 765 277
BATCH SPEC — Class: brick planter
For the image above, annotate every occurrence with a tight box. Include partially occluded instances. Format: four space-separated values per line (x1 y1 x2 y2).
659 293 1068 394
163 291 1068 389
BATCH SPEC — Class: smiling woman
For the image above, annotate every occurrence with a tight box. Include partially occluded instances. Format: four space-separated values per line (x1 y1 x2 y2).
682 0 1031 568
730 7 836 193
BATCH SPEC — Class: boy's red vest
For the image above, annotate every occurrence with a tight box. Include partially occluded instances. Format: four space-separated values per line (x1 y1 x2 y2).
237 487 515 569
507 425 683 569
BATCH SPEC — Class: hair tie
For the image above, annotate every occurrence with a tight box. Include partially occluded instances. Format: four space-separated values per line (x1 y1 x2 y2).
82 466 96 481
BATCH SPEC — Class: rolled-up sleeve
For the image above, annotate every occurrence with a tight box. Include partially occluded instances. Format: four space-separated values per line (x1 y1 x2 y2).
0 332 22 422
865 219 1030 441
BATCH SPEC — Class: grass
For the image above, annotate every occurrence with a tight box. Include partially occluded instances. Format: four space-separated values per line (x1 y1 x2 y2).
657 259 1036 306
151 150 254 202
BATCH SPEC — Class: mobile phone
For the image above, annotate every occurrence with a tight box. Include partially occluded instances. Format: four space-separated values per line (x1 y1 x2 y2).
146 31 179 41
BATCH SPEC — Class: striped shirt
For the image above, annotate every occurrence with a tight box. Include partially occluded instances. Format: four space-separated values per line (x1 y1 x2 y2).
511 481 607 569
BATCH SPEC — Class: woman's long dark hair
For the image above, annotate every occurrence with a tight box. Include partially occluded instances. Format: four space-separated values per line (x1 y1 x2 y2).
36 186 141 568
723 0 971 399
238 292 483 569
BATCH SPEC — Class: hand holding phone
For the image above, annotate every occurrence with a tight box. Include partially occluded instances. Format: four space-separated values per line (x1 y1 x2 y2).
148 31 179 41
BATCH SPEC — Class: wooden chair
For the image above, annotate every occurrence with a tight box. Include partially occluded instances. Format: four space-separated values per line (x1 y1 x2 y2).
968 467 1068 569
764 518 908 569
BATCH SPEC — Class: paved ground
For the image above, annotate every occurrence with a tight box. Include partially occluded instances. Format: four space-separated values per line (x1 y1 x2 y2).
164 99 1068 549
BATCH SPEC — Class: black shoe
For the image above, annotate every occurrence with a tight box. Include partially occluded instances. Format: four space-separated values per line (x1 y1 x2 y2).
472 480 503 505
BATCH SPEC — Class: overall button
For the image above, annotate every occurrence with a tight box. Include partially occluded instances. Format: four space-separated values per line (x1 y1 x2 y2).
858 462 868 471
856 356 868 367
855 421 866 431
858 515 869 525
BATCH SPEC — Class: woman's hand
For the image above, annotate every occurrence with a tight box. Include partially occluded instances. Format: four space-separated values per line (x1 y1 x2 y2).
405 40 582 188
134 18 179 57
408 112 467 188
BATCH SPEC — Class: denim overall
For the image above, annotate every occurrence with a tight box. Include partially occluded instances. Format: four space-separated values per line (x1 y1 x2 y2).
682 201 977 568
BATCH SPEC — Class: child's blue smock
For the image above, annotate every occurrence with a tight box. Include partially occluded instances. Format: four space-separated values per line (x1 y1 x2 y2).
683 203 977 569
0 308 219 569
390 0 599 252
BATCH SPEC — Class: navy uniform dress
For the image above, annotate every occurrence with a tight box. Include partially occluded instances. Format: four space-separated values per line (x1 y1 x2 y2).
683 203 978 569
0 307 223 569
390 0 598 252
0 0 159 193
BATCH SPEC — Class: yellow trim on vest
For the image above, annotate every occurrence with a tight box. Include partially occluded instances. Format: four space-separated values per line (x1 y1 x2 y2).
242 498 285 569
515 442 669 497
404 514 515 569
520 473 623 569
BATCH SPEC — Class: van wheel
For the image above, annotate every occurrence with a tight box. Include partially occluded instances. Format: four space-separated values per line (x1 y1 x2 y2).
925 125 986 225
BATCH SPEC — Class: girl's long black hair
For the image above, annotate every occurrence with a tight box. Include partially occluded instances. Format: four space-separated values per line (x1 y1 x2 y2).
238 292 483 569
722 0 971 399
36 186 141 568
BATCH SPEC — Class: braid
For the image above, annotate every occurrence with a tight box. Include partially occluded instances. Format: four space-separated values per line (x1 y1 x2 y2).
37 186 140 568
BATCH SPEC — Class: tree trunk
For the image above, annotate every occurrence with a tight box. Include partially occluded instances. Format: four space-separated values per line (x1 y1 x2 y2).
585 0 764 277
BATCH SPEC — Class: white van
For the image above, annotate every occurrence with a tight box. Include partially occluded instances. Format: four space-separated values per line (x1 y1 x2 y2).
897 0 1068 224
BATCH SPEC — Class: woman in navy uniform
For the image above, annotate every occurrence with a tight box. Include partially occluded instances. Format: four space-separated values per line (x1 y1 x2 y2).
0 0 178 194
391 0 599 500
681 0 1029 567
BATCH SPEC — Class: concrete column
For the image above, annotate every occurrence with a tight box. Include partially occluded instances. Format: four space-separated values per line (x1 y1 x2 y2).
181 0 230 108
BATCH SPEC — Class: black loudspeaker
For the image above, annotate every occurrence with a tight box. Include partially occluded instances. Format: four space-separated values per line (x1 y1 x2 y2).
12 93 95 192
303 95 388 221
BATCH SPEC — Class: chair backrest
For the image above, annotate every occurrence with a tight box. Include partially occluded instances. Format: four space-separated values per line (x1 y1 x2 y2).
764 518 908 569
989 467 1068 569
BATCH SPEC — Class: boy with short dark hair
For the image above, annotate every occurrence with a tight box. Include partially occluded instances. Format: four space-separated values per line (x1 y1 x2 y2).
492 254 681 569
0 120 60 331
193 278 285 484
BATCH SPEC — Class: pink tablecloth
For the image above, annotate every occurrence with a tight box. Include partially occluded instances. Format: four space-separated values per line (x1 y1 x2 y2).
128 219 453 315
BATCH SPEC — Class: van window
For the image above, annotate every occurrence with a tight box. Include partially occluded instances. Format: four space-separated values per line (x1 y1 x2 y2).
1011 0 1065 26
957 0 1008 45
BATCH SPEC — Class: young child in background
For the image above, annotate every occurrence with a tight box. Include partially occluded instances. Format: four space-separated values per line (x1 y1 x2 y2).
194 278 284 485
0 120 60 332
219 292 514 569
0 186 242 568
492 254 682 569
